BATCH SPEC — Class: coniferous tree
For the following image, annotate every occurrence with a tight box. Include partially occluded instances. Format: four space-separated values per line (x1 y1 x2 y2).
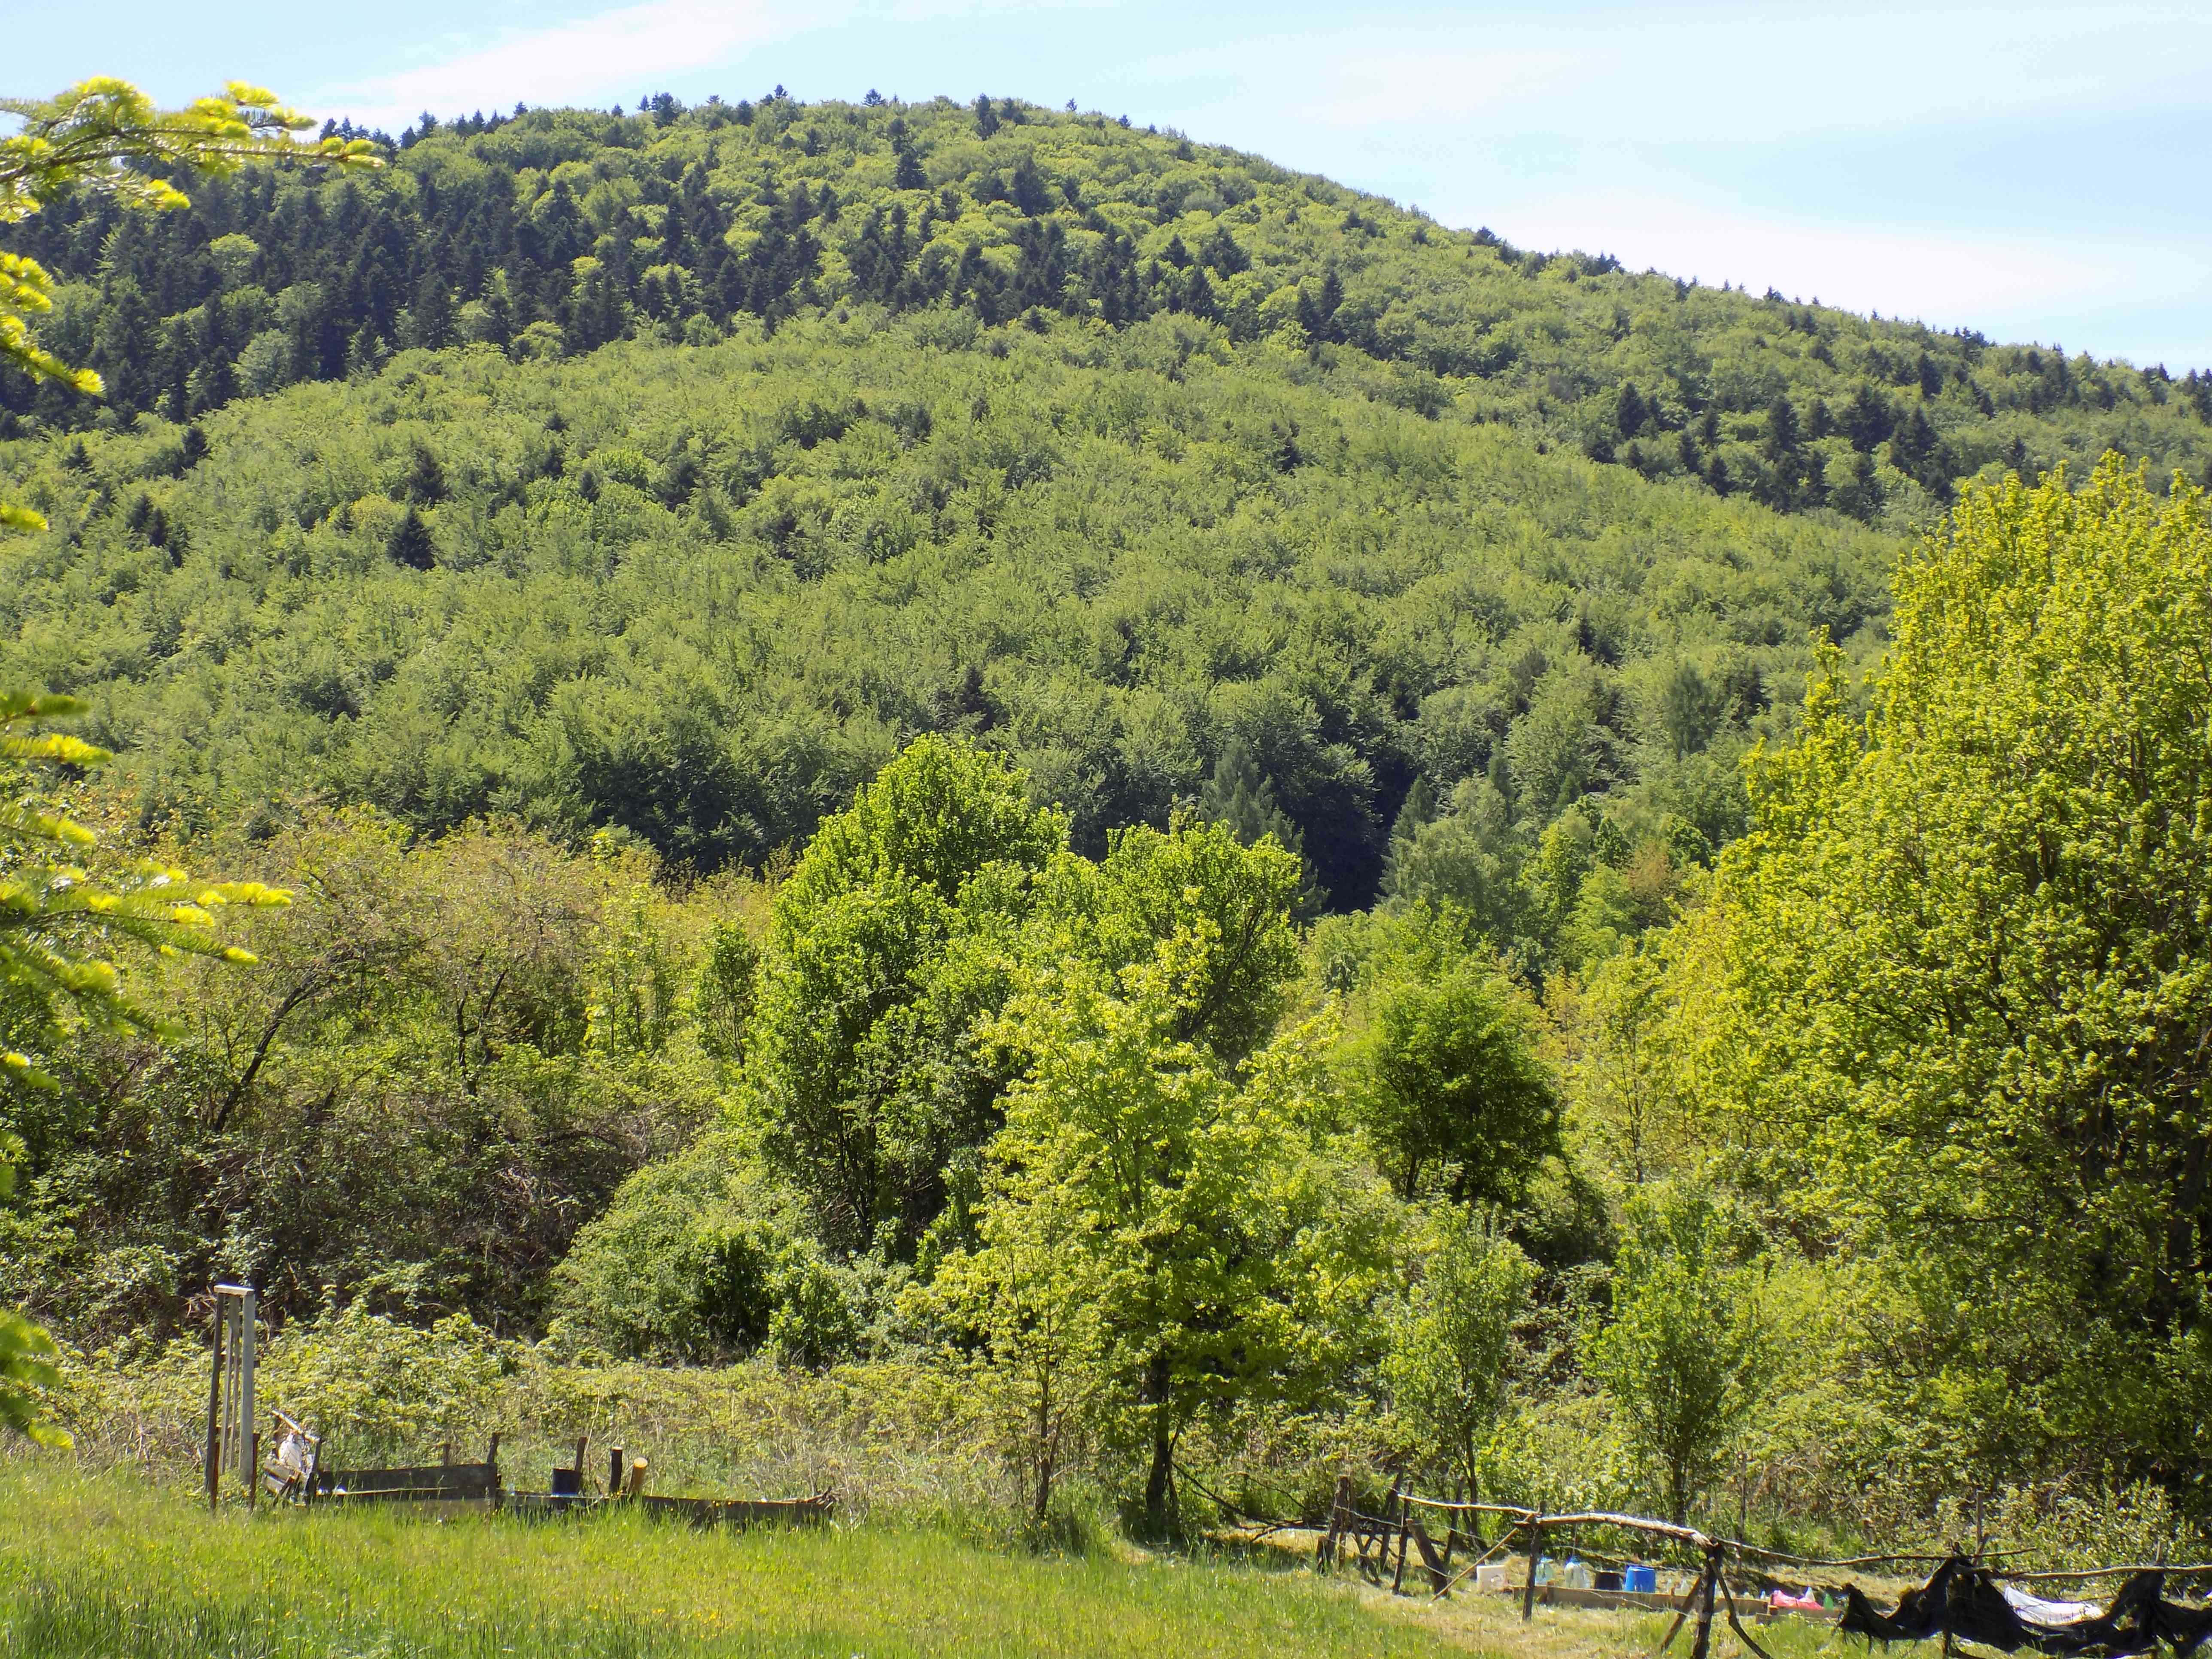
343 323 388 379
401 270 453 349
1198 739 1300 855
1615 382 1649 438
1198 740 1322 910
1009 155 1051 217
889 120 927 191
404 439 446 504
1196 224 1247 275
386 504 436 568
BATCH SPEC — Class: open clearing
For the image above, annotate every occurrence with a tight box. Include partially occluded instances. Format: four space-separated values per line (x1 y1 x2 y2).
0 1467 1911 1659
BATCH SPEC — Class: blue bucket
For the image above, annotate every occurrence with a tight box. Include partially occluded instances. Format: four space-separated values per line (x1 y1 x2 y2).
1623 1565 1657 1594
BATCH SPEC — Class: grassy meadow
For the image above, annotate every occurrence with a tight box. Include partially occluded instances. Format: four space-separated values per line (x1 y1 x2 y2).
0 1464 1451 1659
0 1463 1929 1659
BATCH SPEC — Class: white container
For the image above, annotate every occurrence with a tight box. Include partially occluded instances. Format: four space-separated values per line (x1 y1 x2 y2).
1476 1563 1510 1593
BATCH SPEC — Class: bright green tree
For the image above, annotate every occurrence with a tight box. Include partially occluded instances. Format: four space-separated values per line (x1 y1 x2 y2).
1582 1184 1771 1525
1381 1206 1534 1499
1659 459 2212 1496
969 951 1346 1536
953 820 1379 1535
1348 950 1558 1203
0 693 287 1440
1034 816 1304 1068
750 736 1067 1253
927 1164 1103 1528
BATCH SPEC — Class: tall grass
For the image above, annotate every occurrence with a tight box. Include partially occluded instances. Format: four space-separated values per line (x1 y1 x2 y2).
0 1466 1471 1658
48 1346 1017 1528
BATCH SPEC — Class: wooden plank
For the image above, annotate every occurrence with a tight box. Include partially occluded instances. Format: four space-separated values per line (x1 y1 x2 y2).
635 1494 833 1529
318 1462 499 1503
1521 1585 1698 1612
203 1304 224 1513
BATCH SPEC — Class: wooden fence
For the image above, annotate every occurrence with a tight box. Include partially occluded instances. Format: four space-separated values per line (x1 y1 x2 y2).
1319 1489 1895 1659
1316 1485 2212 1659
260 1424 833 1531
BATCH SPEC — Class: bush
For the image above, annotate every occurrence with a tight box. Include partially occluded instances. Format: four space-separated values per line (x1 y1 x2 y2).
553 1130 856 1366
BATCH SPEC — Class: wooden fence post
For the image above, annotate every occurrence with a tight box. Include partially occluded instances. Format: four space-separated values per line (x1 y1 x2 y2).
1689 1547 1720 1659
1392 1489 1414 1593
1408 1513 1449 1595
1522 1519 1546 1620
203 1302 225 1514
1319 1474 1351 1568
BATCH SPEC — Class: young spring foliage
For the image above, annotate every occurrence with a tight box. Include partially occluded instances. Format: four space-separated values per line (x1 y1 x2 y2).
1580 1185 1771 1525
959 825 1388 1535
1656 458 2212 1501
1379 1206 1534 1501
0 692 286 1090
6 92 2205 520
0 690 286 1443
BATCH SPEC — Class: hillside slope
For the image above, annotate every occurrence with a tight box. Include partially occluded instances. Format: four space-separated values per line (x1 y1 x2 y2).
5 92 2208 525
0 314 1893 905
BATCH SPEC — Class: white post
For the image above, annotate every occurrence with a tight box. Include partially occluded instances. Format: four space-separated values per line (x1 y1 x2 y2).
235 1287 255 1488
215 1285 256 1492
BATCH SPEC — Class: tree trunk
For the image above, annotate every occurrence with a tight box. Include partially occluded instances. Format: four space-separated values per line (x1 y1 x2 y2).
1033 1389 1053 1527
1142 1350 1174 1537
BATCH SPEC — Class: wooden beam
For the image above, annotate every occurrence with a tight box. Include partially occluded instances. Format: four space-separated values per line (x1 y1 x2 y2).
203 1302 224 1514
1689 1549 1720 1659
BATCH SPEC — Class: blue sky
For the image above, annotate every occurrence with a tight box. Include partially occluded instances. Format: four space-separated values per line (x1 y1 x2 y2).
18 1 2211 369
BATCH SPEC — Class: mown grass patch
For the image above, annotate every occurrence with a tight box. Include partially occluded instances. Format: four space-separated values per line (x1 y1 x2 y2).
0 1465 1491 1658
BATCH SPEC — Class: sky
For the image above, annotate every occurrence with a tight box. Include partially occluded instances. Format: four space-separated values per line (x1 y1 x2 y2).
15 0 2210 369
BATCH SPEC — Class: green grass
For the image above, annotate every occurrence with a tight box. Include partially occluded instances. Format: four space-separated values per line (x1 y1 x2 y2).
0 1465 1485 1658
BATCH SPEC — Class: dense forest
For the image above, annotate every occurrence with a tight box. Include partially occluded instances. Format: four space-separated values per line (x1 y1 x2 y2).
7 93 2211 524
0 316 1894 910
3 88 2212 1560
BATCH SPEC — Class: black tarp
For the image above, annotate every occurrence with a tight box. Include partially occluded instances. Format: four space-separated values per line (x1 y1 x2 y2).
1841 1559 2212 1657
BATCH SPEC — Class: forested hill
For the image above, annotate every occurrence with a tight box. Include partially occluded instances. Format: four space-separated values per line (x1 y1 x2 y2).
0 90 2192 919
6 91 2210 522
0 319 1890 915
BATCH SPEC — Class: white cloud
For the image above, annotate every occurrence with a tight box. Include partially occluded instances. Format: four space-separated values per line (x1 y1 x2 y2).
317 0 806 130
